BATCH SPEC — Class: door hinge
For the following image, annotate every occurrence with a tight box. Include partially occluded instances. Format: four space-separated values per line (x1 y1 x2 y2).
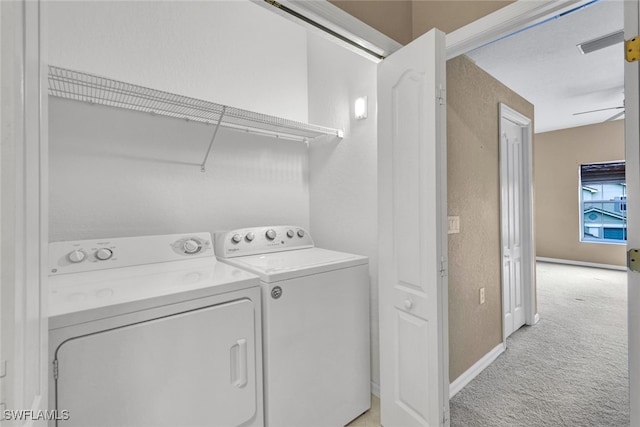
53 359 59 380
626 37 640 62
442 407 450 426
440 258 448 278
628 249 640 272
438 86 446 106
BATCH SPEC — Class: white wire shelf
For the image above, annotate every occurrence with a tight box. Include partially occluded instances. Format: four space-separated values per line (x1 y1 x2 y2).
48 65 344 171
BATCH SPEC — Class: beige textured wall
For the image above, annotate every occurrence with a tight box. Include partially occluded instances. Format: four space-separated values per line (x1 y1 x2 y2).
329 0 513 45
329 0 413 44
447 55 534 382
534 121 626 266
412 0 515 37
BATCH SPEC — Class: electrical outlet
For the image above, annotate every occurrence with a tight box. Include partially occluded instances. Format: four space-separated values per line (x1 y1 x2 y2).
480 288 485 304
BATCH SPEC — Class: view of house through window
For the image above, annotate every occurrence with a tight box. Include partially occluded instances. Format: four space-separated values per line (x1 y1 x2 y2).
580 161 627 243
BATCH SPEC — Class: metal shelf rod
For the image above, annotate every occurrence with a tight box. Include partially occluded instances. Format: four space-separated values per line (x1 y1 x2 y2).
201 106 226 173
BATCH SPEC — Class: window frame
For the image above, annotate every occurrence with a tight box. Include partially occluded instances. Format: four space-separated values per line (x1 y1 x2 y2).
579 160 627 245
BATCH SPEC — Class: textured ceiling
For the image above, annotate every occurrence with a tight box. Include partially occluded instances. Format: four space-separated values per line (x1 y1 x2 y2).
466 0 623 134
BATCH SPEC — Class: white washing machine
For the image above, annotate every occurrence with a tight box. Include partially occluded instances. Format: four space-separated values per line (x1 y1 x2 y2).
48 232 263 427
215 226 370 427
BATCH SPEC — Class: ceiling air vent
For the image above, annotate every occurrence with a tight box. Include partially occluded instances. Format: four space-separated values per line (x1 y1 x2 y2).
577 30 624 54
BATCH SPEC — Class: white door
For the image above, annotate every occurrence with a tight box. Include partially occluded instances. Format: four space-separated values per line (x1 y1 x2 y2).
500 104 527 338
624 0 640 424
378 29 449 427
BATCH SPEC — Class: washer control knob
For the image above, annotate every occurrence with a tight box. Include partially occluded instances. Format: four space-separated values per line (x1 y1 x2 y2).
231 234 242 244
183 239 200 253
245 232 255 242
297 229 305 238
95 248 113 261
286 230 294 238
265 229 277 240
68 250 86 263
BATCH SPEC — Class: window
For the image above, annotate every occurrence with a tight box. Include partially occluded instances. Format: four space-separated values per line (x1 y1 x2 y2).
580 161 627 243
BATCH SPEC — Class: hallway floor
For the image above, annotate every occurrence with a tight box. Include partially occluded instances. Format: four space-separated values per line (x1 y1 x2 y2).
450 262 629 426
351 262 628 426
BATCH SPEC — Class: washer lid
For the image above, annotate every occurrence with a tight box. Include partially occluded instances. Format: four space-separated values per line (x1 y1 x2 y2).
48 258 259 329
219 247 368 283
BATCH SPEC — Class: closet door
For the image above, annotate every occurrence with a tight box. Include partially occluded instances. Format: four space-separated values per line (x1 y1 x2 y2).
378 28 449 427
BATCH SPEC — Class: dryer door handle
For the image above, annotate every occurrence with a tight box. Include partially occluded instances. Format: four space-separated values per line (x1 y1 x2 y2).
230 338 248 388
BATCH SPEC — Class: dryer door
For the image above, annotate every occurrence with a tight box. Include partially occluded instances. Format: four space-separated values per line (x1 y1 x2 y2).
54 299 257 427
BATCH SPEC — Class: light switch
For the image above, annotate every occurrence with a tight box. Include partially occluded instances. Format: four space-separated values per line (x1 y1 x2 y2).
448 216 460 234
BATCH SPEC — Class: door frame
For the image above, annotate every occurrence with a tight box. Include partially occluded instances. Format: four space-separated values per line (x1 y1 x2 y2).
499 103 536 346
624 0 639 424
1 0 49 419
445 0 633 419
445 0 598 59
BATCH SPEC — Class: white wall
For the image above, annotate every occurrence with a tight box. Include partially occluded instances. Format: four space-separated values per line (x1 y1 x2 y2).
49 98 309 240
307 35 379 388
48 0 308 122
48 1 311 241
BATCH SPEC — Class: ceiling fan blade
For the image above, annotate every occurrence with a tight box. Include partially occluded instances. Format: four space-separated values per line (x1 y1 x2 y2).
573 106 624 116
605 110 625 122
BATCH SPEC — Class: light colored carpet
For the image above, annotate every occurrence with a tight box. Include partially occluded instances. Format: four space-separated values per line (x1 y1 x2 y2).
450 262 629 427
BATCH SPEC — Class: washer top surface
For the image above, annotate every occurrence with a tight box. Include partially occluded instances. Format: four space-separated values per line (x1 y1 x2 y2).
48 232 259 329
215 226 369 283
220 247 367 283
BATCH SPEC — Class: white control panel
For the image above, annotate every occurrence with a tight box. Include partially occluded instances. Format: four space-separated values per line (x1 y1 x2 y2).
49 232 213 275
215 226 314 258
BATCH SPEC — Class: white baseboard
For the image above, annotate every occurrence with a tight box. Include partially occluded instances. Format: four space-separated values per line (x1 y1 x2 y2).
536 257 626 271
449 343 505 398
371 382 380 398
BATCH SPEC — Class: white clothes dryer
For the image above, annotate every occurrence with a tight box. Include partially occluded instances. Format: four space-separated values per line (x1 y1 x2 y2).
215 226 370 427
48 232 263 427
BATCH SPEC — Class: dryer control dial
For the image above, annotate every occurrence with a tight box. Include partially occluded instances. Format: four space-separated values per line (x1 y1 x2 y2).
297 229 305 238
183 239 200 254
231 234 242 244
68 250 86 263
286 230 294 238
265 229 277 240
95 248 113 261
245 232 255 242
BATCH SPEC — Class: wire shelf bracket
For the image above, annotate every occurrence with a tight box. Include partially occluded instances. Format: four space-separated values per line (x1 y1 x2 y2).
47 65 344 171
201 106 226 172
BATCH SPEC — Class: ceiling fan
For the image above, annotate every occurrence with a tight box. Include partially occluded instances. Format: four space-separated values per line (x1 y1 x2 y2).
571 30 625 122
573 101 625 122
